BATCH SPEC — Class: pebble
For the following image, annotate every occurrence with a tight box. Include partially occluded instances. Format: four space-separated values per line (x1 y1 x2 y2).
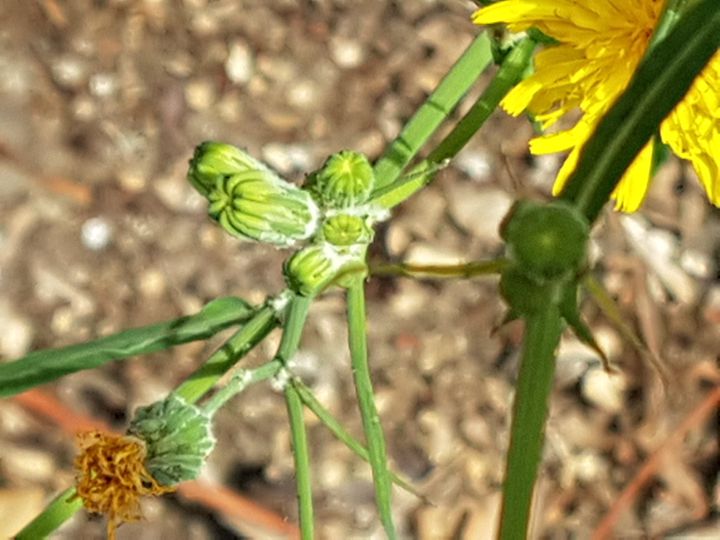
447 183 512 244
225 41 254 85
581 366 627 414
260 142 314 176
0 301 33 358
138 269 167 299
0 444 55 482
455 149 492 182
81 217 113 251
404 242 464 266
329 36 365 68
88 72 118 97
184 79 216 111
51 55 87 89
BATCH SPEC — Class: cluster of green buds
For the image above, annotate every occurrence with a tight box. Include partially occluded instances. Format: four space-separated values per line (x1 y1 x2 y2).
189 143 385 297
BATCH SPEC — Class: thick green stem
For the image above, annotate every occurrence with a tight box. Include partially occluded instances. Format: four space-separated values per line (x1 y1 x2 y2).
498 304 563 540
346 279 397 539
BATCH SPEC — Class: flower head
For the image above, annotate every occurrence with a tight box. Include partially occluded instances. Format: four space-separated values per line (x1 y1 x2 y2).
474 1 720 211
74 431 173 540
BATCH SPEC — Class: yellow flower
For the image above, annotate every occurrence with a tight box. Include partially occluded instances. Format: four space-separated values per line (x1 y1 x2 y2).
74 431 173 540
473 0 720 211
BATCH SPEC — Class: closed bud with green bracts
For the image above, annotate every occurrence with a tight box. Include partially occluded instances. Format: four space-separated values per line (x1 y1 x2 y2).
207 171 319 246
306 150 375 208
284 243 365 297
320 214 374 246
188 141 265 197
502 200 589 282
128 395 215 486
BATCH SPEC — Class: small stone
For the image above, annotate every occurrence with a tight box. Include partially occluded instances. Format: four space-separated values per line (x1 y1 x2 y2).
0 445 55 482
51 56 87 89
329 36 365 68
138 269 167 299
81 217 113 251
455 149 492 182
89 72 118 97
185 79 216 111
447 184 513 244
225 41 254 85
260 143 313 176
0 301 33 358
287 79 318 108
581 366 627 413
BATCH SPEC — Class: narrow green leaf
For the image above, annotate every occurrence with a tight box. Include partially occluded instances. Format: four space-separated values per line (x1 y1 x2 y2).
372 32 494 189
560 0 720 222
0 297 255 398
292 378 426 501
346 279 397 539
499 303 563 540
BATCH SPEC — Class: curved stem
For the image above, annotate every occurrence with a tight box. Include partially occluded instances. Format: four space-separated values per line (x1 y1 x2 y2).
15 487 83 540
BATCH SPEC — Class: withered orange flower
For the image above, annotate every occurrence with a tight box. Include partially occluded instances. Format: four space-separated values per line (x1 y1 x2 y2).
74 430 173 540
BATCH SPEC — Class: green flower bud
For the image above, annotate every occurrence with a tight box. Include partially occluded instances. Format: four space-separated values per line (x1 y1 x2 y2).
284 243 365 296
307 150 374 208
208 170 319 246
188 141 263 197
320 214 373 246
503 200 589 281
128 395 215 486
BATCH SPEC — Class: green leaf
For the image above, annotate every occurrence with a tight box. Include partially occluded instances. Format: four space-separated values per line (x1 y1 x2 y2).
559 0 720 222
0 297 254 397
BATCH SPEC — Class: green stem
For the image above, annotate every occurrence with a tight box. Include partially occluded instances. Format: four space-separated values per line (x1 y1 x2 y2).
427 37 536 164
346 279 397 539
15 487 83 540
370 38 536 209
370 258 507 279
174 303 280 404
274 294 314 540
202 359 284 415
285 384 314 540
498 304 563 540
291 378 426 502
372 32 494 189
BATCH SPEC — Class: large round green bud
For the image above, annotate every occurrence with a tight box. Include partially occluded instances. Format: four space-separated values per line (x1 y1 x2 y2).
207 170 319 246
284 243 365 297
306 150 375 208
188 141 264 197
502 200 589 281
128 395 214 486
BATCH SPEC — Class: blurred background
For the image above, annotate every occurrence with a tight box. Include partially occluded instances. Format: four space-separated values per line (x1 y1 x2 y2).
1 1 719 538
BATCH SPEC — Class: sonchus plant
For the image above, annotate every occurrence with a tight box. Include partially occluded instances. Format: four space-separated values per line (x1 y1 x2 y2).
2 1 719 539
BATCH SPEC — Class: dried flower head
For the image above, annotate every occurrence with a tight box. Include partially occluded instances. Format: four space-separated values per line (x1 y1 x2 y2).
74 430 173 540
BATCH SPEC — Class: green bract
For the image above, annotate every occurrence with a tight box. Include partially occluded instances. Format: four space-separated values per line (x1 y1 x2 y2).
321 214 374 246
502 200 589 282
207 171 319 246
284 243 364 297
188 141 264 197
128 395 215 486
306 150 375 208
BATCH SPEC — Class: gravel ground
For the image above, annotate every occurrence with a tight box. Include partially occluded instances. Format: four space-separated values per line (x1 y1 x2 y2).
1 1 719 539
